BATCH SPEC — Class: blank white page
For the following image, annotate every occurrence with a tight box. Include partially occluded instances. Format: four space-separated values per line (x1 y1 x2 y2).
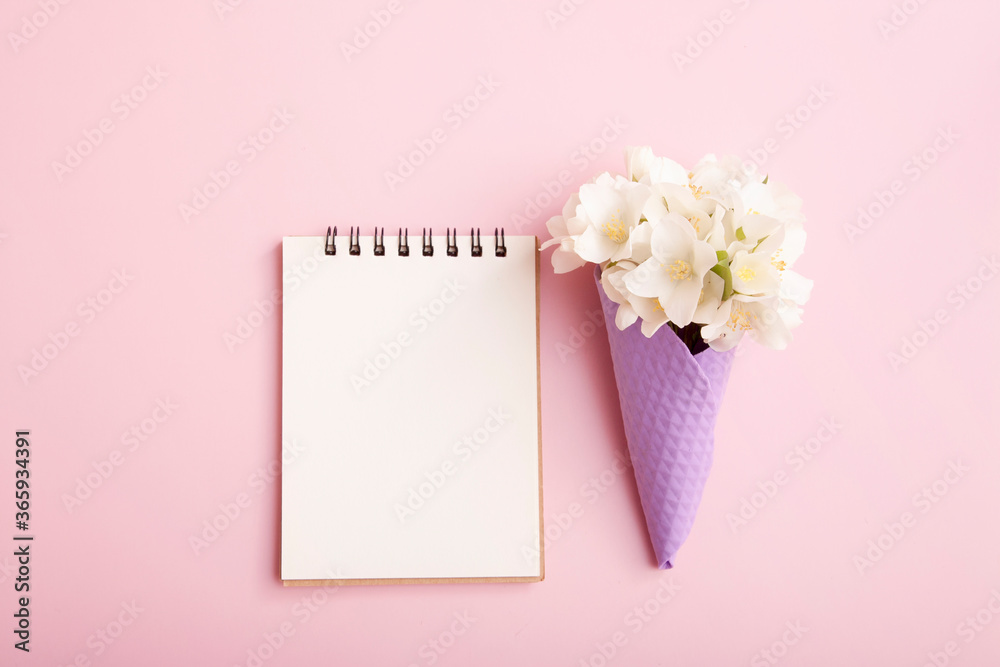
280 233 542 584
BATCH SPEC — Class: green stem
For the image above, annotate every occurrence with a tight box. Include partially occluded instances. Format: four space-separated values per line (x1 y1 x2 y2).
710 262 733 301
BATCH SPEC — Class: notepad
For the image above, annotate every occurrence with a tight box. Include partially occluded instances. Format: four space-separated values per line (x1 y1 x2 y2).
280 230 543 585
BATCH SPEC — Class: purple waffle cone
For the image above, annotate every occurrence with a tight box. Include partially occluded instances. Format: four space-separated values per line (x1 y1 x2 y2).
595 266 735 568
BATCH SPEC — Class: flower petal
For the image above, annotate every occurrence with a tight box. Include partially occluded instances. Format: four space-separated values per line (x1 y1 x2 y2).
579 180 623 226
574 225 619 264
650 214 696 261
693 271 724 324
648 157 690 186
551 243 587 274
662 276 703 327
625 146 654 182
615 303 639 330
624 257 675 300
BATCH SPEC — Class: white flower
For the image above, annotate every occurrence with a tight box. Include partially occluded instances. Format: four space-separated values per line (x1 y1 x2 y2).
600 264 639 330
731 180 805 261
627 290 670 337
690 153 762 207
626 219 656 264
774 268 813 337
779 267 813 307
572 173 651 264
739 180 804 226
643 182 724 243
541 192 589 274
702 294 792 351
625 146 689 186
730 249 781 296
625 146 654 182
623 213 718 327
601 261 671 337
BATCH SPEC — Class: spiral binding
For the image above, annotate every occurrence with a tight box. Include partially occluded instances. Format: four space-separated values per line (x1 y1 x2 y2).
324 227 506 257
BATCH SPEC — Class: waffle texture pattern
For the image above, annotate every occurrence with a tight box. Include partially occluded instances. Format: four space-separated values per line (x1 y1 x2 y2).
595 267 735 568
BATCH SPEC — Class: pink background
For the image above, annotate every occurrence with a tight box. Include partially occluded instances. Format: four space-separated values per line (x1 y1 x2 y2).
3 0 999 665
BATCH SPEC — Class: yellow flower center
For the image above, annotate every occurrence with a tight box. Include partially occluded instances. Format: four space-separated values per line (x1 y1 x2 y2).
688 184 710 200
737 266 756 282
653 298 664 312
771 249 786 272
667 260 693 281
686 216 700 233
601 209 628 243
727 304 755 331
747 208 760 215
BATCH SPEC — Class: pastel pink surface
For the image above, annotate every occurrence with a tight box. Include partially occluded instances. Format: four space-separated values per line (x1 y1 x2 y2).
1 1 999 665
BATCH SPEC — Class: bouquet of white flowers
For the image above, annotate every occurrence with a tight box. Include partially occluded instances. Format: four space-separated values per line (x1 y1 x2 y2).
544 147 811 568
544 146 811 353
